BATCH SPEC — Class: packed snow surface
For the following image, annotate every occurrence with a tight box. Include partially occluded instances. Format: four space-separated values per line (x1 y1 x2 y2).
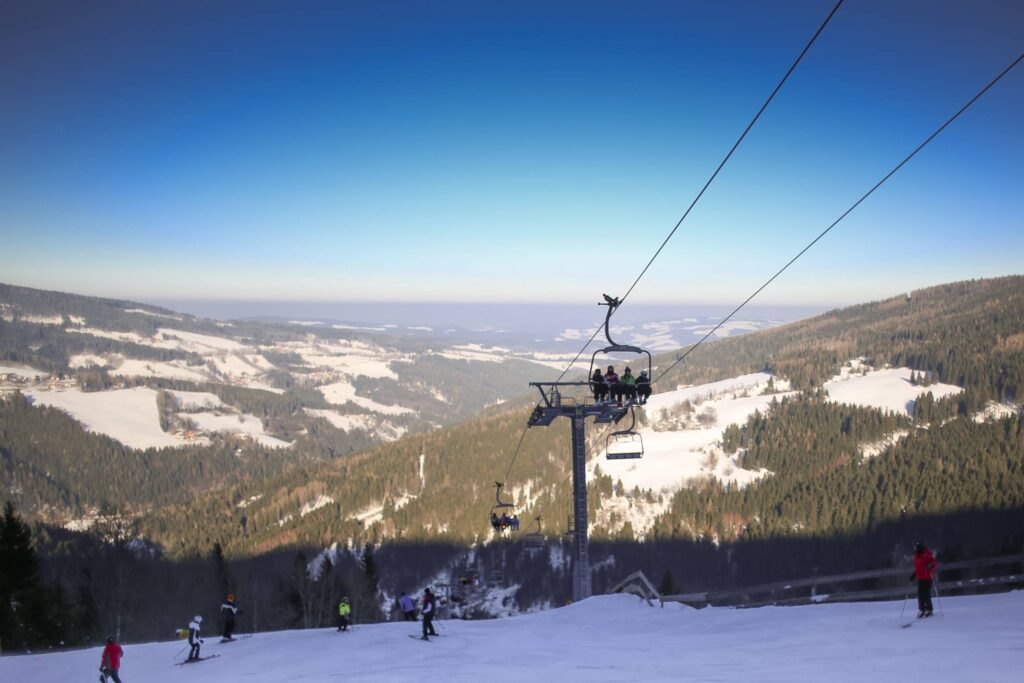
5 592 1021 682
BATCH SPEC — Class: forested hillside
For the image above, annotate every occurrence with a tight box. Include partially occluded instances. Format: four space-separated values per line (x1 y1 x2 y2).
0 282 564 521
655 277 1024 403
131 277 1024 560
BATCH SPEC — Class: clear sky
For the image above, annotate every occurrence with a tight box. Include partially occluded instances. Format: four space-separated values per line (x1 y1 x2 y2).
1 0 1021 308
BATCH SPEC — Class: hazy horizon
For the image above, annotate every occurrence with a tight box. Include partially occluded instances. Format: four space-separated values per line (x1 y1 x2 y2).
2 1 1021 306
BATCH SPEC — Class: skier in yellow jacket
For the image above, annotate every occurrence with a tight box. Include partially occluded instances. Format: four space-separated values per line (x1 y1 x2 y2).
337 597 352 632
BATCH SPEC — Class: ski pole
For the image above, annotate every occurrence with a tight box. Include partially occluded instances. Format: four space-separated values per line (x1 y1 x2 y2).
899 591 909 618
933 579 943 616
172 644 188 661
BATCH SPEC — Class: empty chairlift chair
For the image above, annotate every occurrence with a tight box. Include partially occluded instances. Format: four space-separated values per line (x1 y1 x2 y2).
524 516 545 549
605 405 644 460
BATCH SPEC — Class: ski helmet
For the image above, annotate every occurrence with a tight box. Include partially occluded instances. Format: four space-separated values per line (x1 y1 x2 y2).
914 541 924 553
227 593 235 601
194 615 203 623
107 636 115 643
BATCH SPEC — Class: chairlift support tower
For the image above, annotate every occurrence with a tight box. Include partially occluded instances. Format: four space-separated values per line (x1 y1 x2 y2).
526 295 643 602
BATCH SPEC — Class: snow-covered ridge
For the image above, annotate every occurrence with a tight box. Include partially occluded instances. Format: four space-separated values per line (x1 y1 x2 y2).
125 308 182 320
2 592 1019 682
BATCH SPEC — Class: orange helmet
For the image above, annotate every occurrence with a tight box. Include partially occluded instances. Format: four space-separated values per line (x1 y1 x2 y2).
227 593 235 601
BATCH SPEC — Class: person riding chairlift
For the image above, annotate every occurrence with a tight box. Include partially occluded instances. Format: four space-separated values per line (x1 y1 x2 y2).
591 369 608 402
636 370 651 405
604 366 620 403
620 367 638 402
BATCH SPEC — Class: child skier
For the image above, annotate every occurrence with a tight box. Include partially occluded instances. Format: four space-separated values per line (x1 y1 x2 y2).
187 615 204 661
337 596 352 632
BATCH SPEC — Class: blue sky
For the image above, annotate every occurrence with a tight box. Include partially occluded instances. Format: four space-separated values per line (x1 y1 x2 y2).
1 0 1021 307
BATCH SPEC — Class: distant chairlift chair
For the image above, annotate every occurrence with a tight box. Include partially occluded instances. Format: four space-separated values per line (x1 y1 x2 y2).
524 516 545 549
490 481 516 531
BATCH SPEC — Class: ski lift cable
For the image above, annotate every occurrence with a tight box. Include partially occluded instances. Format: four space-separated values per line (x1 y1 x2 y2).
500 423 532 487
497 0 845 491
617 0 845 310
653 50 1024 386
551 0 845 385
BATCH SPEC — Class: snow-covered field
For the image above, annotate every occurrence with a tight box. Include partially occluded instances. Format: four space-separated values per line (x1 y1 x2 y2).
0 363 49 380
168 390 224 410
110 358 211 382
4 592 1020 682
23 386 289 449
824 362 962 415
319 380 415 415
25 387 184 449
182 411 290 448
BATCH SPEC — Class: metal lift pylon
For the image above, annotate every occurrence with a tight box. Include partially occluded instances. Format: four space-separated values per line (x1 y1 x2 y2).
527 296 635 601
527 392 627 601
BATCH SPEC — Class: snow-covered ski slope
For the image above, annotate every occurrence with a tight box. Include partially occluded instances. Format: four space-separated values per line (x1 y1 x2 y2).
5 592 1021 682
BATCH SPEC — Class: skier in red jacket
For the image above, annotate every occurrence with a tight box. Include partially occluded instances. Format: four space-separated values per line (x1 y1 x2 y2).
100 636 124 683
910 541 939 617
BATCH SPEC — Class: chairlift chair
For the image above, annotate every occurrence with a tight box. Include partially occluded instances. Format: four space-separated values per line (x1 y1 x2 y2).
524 516 545 549
492 481 514 510
605 406 644 460
589 295 653 404
489 482 516 532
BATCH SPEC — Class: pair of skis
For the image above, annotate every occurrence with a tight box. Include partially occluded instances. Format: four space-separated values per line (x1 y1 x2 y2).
901 613 938 628
175 654 221 666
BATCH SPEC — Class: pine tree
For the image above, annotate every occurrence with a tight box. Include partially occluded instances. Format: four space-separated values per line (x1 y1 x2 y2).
211 542 231 597
0 501 47 650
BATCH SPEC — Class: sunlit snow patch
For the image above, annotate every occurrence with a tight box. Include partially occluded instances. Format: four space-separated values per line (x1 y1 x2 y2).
589 372 787 538
319 381 414 415
824 362 962 416
26 387 188 450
